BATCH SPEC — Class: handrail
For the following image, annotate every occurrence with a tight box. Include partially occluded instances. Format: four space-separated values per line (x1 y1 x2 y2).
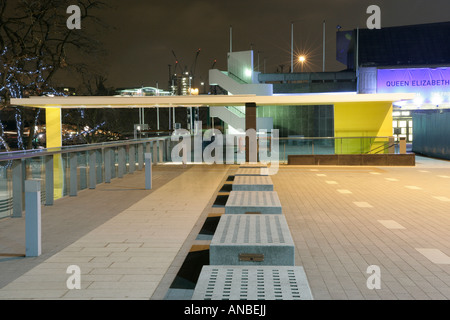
0 136 171 161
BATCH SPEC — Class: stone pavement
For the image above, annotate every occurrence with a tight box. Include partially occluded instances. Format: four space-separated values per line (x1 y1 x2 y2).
274 155 450 300
0 155 449 300
0 164 229 299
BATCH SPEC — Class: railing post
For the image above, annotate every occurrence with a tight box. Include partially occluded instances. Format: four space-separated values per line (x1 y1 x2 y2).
89 149 97 189
145 153 152 190
12 159 23 218
159 140 164 163
118 146 125 178
25 179 42 257
138 143 144 171
69 152 78 197
129 144 136 173
153 141 158 165
389 136 395 154
45 155 54 206
105 148 112 183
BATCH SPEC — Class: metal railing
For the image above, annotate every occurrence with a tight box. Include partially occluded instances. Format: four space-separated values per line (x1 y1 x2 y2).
0 134 395 219
0 136 171 219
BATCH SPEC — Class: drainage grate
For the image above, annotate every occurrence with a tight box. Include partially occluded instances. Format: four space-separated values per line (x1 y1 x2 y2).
225 191 282 214
192 266 313 300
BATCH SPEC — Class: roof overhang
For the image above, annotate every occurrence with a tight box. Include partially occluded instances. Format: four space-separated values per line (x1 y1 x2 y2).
10 93 416 109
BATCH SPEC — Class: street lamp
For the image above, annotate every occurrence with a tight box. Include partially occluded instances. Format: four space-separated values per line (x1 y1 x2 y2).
299 55 306 72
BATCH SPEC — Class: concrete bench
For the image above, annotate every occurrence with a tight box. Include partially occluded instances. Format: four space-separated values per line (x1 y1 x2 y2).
232 175 274 191
210 214 295 266
225 191 282 214
192 266 313 300
239 163 268 168
235 168 269 176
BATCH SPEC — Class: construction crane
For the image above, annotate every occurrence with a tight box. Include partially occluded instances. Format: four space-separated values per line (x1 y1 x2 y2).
190 48 201 89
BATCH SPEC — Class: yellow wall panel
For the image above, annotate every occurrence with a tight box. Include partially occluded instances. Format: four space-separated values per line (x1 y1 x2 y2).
334 102 393 154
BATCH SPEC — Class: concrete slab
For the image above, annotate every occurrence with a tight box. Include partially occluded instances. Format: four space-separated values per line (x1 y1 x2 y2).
192 266 313 300
232 176 274 191
239 163 268 168
235 168 269 176
210 215 295 266
225 191 282 214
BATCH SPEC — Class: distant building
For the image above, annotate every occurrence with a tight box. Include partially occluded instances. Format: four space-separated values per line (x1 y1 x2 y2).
337 21 450 158
116 87 171 96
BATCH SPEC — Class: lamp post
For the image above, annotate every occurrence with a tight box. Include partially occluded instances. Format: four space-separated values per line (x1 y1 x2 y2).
291 19 304 73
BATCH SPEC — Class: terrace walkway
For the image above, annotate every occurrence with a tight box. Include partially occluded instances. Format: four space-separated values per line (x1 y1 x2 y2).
0 156 450 300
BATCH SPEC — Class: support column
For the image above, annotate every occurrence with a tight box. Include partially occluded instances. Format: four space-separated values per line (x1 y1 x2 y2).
245 103 257 163
45 107 63 200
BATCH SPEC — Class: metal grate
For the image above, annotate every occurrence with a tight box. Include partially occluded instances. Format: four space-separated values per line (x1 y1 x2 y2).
192 266 313 300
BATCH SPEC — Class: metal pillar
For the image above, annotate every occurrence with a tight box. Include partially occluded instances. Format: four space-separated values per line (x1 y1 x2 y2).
12 159 23 217
138 143 144 171
69 152 78 197
145 153 152 190
105 148 112 183
25 179 42 257
118 146 125 178
129 144 136 174
45 155 54 206
89 149 97 189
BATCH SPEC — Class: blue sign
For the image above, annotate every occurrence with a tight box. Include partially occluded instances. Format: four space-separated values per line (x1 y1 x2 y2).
377 67 450 104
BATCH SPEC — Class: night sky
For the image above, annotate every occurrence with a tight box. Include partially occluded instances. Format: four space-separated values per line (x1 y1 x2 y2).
58 0 450 91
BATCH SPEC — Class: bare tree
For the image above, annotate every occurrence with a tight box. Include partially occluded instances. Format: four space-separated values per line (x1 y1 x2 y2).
0 0 106 150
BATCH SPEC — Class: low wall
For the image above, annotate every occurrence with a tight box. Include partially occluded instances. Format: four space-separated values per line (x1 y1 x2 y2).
287 154 415 166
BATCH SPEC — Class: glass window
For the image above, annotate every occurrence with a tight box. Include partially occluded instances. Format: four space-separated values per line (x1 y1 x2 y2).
409 121 413 127
399 121 407 128
393 121 398 127
402 111 411 116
